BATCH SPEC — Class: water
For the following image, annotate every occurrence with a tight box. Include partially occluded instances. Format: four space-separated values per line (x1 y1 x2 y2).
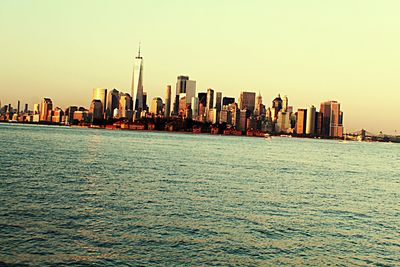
0 123 399 266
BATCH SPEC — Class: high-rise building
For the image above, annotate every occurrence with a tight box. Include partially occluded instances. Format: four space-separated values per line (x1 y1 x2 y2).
330 101 343 138
191 97 199 117
164 85 171 117
92 88 107 115
320 101 331 137
238 110 247 131
255 92 263 116
275 111 291 133
222 97 235 106
306 105 316 135
131 45 144 111
142 92 148 111
24 103 28 113
215 92 222 112
296 109 307 135
174 76 196 114
219 109 231 124
52 107 64 124
33 104 40 115
320 100 343 138
178 96 187 117
65 106 78 125
17 100 20 115
150 97 163 115
40 98 52 122
197 92 207 119
282 95 289 112
119 93 132 119
107 89 119 118
272 94 283 120
198 92 207 106
316 111 323 136
238 92 256 112
206 88 214 111
185 80 196 105
176 76 189 95
90 100 103 121
207 108 219 124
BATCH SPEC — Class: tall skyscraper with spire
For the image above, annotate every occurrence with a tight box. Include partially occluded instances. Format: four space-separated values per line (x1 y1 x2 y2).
131 44 144 112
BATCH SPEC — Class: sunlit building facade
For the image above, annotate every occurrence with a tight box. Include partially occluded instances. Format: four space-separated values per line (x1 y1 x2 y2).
40 98 52 122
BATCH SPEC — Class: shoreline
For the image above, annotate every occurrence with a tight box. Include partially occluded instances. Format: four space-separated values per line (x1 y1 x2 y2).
1 121 398 143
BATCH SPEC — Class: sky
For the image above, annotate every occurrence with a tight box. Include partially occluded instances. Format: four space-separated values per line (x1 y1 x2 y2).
0 0 399 134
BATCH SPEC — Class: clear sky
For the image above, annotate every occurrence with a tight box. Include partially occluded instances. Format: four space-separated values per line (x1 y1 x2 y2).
1 0 399 134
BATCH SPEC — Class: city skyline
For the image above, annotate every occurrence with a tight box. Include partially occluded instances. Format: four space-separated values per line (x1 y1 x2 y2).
1 0 400 134
0 58 349 141
0 49 386 136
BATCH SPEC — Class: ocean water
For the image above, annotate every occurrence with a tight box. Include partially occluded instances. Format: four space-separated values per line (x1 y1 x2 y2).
0 123 399 266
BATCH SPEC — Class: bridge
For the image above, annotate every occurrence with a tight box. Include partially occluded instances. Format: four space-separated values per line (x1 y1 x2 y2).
345 129 399 142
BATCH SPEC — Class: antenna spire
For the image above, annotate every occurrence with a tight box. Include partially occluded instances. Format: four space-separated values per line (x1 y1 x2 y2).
138 42 141 57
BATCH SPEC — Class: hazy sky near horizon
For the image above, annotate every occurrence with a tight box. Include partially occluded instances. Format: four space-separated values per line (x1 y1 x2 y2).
1 0 399 134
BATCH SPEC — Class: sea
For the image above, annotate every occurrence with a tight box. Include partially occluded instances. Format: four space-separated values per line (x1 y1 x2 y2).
0 123 399 266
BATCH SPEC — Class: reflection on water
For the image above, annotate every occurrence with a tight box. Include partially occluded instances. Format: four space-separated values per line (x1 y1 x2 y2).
0 124 399 266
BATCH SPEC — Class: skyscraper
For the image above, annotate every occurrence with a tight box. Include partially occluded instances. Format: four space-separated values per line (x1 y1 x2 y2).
65 106 78 125
296 109 307 135
206 88 214 111
222 97 235 106
92 88 107 115
219 109 231 124
275 110 291 133
150 97 163 115
33 104 40 115
90 100 103 121
238 92 256 112
306 105 316 135
320 100 343 138
198 92 207 119
164 85 171 117
320 101 331 137
198 92 207 106
119 93 132 119
330 102 343 138
178 96 187 117
272 94 283 120
176 76 189 95
207 108 219 124
174 76 196 114
255 92 263 116
40 98 52 122
238 110 247 131
229 103 239 127
191 97 199 117
131 45 144 111
185 80 196 105
282 95 289 112
215 92 222 112
107 89 119 118
142 92 148 111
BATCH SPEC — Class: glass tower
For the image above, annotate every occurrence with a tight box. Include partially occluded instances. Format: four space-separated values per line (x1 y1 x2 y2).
131 44 144 112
